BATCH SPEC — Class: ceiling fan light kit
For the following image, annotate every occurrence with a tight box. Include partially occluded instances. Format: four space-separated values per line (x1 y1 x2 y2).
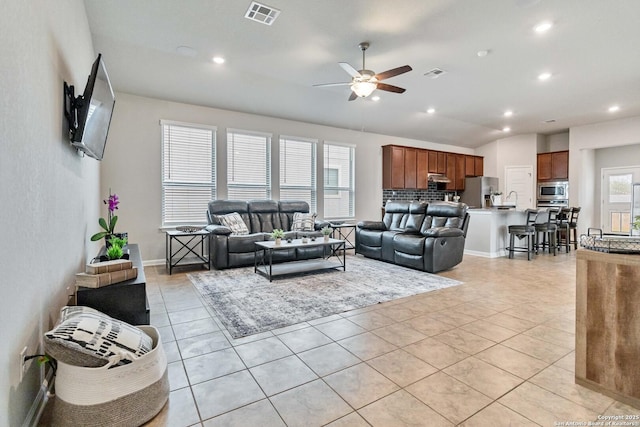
314 41 412 101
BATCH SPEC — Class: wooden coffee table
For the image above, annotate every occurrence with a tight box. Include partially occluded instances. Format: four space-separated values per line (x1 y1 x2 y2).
254 238 346 281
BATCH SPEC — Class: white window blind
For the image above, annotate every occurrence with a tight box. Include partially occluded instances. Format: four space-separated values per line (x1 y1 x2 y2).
324 143 355 218
280 136 317 211
227 129 271 199
161 122 215 225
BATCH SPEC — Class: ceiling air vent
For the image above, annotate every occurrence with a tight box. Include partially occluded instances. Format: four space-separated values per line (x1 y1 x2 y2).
245 1 281 25
424 68 446 79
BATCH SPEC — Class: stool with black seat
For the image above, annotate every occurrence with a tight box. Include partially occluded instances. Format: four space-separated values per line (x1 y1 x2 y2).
506 209 538 260
567 207 581 250
535 208 560 256
556 207 572 253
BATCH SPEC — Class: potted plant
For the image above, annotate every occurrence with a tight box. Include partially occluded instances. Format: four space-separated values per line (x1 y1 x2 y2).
271 229 285 245
90 191 126 246
103 236 128 261
321 226 332 242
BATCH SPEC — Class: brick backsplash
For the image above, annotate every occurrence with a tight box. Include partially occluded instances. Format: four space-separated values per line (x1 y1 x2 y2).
382 182 461 205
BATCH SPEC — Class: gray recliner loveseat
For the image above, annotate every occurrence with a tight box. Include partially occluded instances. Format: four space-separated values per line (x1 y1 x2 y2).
206 199 328 269
355 200 469 273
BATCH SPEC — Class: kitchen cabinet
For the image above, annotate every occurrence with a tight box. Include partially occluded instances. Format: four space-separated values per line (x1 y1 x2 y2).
427 150 447 174
404 147 417 189
537 150 569 181
383 145 405 189
417 149 429 188
465 155 484 177
445 153 466 191
382 145 424 189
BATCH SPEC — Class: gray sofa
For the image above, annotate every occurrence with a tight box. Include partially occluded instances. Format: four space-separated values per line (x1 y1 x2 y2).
355 201 469 273
206 199 328 269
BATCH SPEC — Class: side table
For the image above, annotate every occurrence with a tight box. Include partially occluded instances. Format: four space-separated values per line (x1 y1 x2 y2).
76 244 150 325
165 229 211 274
330 223 357 251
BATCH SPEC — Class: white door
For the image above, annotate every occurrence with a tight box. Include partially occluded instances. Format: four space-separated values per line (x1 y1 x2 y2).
504 166 534 209
601 167 640 233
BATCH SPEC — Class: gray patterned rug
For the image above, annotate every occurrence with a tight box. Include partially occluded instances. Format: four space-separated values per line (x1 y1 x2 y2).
188 255 462 338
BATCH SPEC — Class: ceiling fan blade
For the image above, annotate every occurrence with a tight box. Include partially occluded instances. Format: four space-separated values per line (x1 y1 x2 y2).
313 82 351 87
375 65 412 81
348 91 358 101
339 62 362 78
376 83 406 93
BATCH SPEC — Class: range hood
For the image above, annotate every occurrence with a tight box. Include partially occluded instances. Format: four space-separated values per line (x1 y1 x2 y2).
428 173 451 183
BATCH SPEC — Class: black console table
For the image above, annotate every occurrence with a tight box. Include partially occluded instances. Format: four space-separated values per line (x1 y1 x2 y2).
76 244 150 325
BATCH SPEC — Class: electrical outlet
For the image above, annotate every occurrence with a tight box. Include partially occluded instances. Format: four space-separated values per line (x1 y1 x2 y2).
19 346 28 382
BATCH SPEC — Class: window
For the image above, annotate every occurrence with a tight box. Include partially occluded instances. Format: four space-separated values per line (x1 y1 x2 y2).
161 121 216 226
227 129 271 199
324 143 355 218
280 136 317 211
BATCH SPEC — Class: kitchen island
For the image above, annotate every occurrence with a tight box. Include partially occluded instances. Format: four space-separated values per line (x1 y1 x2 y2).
464 208 527 258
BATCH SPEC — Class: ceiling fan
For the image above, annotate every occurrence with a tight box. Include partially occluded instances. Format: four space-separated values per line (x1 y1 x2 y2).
314 42 412 101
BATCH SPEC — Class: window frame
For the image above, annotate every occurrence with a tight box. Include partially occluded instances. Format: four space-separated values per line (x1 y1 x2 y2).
323 142 355 219
160 120 216 227
279 135 317 212
226 128 272 200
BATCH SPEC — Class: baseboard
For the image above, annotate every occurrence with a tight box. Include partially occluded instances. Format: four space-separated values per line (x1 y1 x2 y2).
143 258 165 267
23 368 54 427
464 249 505 258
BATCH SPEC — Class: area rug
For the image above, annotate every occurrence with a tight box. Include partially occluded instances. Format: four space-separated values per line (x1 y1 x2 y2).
188 255 462 338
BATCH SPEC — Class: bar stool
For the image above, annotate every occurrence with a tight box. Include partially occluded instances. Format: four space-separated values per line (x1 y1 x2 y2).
535 208 559 256
567 207 581 250
556 207 571 253
507 209 538 260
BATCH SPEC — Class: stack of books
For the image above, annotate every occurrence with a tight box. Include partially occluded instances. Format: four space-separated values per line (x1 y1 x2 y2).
75 259 138 288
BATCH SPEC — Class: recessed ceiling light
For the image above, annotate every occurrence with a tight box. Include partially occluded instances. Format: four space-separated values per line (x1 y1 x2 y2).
538 72 552 81
427 108 435 114
534 21 553 33
477 49 490 57
608 105 620 113
212 56 225 64
502 126 511 132
371 96 380 102
504 110 513 117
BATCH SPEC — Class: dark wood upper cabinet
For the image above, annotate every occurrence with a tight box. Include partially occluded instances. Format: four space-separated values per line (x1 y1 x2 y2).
474 156 484 176
465 155 475 176
416 149 429 189
455 154 466 190
437 152 446 174
445 153 457 191
428 150 438 173
537 150 568 181
382 145 405 189
404 147 417 189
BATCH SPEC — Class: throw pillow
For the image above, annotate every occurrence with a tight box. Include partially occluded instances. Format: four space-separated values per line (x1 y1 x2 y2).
44 306 153 367
291 212 317 232
217 212 249 235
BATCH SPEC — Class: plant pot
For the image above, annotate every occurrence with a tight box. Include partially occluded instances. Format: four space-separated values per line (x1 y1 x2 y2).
275 237 282 246
324 235 330 242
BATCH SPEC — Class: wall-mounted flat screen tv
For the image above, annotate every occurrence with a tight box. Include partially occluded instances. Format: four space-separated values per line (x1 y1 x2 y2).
64 54 115 161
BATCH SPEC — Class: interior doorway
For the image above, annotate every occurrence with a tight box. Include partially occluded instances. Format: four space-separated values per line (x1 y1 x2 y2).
601 166 640 233
504 166 534 209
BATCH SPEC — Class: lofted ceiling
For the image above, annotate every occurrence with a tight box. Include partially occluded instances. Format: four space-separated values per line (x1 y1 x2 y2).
83 0 640 148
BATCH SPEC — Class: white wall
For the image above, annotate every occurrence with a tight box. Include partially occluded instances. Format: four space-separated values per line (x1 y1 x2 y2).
547 131 570 152
570 116 640 234
476 134 538 194
0 1 99 425
103 93 473 262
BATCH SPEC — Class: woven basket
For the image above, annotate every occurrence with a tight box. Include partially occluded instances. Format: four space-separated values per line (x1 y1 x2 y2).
52 326 169 427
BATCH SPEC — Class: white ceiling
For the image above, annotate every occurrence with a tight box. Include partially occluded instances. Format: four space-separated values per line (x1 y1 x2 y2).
83 0 640 148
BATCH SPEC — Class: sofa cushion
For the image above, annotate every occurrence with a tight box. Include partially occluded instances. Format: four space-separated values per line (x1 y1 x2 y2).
217 212 249 235
44 306 153 367
291 212 317 232
228 233 267 253
248 200 281 232
393 233 426 256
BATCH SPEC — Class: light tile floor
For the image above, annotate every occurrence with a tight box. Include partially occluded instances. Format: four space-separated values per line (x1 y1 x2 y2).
43 250 640 426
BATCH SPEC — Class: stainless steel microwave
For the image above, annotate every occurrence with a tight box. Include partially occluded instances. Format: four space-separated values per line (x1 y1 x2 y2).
538 181 569 200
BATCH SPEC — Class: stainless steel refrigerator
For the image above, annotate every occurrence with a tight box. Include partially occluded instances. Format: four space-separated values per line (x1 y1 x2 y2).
461 176 499 208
